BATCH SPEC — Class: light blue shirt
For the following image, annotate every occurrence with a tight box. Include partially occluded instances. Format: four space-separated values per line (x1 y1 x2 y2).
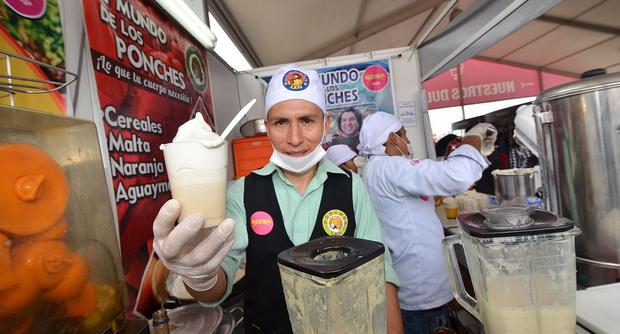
213 159 399 304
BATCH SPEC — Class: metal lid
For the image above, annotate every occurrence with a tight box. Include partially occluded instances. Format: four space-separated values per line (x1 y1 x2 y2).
536 72 620 103
457 208 574 238
480 206 534 230
491 168 534 177
277 236 384 279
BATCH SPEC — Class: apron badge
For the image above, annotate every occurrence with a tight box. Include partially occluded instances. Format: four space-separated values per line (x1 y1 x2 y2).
322 209 348 236
250 211 274 235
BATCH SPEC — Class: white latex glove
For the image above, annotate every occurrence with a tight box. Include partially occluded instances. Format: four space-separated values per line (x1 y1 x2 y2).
153 199 235 291
465 123 498 155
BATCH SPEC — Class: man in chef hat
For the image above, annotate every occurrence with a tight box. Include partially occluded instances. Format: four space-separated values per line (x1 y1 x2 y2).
326 144 359 173
358 111 496 334
152 65 403 333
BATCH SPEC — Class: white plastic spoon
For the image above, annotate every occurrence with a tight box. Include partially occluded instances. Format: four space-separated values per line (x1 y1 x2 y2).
220 98 257 140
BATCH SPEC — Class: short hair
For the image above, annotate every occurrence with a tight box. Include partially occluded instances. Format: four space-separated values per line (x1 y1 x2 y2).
338 107 363 132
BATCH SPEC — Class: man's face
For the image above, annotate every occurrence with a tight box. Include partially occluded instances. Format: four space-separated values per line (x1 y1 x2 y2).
265 99 328 157
340 111 359 136
396 128 411 156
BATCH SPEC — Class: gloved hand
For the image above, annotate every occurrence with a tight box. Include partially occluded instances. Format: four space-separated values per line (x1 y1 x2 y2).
465 123 498 155
153 199 235 291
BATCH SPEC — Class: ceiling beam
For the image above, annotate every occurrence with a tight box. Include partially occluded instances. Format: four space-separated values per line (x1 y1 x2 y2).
354 0 370 37
349 0 369 54
537 14 620 36
541 35 618 68
297 0 447 61
475 55 580 77
209 0 263 68
408 6 439 46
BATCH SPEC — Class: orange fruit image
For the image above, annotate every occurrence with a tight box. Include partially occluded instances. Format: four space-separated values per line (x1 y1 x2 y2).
11 240 70 289
0 144 69 236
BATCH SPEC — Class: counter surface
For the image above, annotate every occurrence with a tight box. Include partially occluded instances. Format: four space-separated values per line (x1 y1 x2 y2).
576 282 620 334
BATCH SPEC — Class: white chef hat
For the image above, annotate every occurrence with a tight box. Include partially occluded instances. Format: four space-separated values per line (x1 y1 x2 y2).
264 65 326 116
358 112 403 156
326 144 357 166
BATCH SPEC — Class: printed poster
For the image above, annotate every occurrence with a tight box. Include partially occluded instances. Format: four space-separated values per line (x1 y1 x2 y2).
0 0 66 114
82 0 215 316
264 60 395 153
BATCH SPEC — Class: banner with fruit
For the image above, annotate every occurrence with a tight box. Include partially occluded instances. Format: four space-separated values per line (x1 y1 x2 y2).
82 0 215 315
0 0 66 114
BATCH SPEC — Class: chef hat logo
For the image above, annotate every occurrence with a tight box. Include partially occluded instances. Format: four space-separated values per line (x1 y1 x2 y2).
283 70 309 91
265 65 326 115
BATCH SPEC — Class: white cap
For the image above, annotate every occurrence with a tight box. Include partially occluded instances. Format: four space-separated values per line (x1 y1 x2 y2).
326 144 356 166
514 104 538 157
264 65 326 115
358 112 403 156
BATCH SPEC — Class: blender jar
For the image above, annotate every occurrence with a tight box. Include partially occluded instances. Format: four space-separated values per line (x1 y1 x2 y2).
442 206 580 334
277 236 386 334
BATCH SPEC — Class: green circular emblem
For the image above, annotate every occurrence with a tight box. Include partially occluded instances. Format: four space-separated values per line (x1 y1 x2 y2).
185 45 207 93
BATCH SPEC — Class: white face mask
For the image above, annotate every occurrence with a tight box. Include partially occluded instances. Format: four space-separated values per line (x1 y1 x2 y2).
395 134 414 159
269 116 329 174
270 144 326 174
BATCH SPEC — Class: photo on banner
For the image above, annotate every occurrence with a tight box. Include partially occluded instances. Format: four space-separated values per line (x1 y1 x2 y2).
262 59 395 153
321 60 394 153
0 0 67 114
82 0 215 317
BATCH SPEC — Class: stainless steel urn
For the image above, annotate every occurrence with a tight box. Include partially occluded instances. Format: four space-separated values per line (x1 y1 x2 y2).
534 72 620 286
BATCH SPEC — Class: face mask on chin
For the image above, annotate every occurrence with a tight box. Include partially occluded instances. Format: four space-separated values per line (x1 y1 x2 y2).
395 134 414 159
270 143 326 174
270 118 328 174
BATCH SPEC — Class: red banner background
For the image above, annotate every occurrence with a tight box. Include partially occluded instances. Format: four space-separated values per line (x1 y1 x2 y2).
82 0 214 315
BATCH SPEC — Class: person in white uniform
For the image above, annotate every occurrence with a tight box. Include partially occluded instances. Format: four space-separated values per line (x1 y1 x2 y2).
358 112 497 334
326 144 358 173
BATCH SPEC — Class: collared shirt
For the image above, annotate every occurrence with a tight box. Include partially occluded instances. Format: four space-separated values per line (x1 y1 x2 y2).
213 158 399 304
362 144 489 311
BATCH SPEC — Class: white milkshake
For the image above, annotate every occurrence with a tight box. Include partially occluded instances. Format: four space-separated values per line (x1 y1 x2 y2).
161 113 228 227
480 275 576 334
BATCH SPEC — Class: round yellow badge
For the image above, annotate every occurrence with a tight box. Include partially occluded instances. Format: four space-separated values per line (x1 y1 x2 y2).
322 209 348 236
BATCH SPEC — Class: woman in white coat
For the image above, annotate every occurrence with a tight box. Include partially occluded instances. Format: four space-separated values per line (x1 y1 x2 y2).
358 112 496 334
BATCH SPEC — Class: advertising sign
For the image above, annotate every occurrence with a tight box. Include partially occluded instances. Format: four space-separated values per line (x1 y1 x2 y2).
423 58 577 109
82 0 215 315
0 0 66 114
322 60 395 153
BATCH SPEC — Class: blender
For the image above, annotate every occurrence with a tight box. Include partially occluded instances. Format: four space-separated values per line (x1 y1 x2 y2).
277 236 386 334
442 206 580 334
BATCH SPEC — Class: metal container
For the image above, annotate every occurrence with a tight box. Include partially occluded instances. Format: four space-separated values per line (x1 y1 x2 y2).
492 168 536 205
239 118 266 137
534 72 620 286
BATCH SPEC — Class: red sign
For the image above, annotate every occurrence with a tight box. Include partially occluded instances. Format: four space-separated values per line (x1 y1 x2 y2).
541 71 576 90
423 58 576 109
362 65 389 92
82 0 214 317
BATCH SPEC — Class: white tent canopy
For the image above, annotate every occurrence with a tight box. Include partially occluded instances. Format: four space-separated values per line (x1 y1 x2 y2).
209 0 620 77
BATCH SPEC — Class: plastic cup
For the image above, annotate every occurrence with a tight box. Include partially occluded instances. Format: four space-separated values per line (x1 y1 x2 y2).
161 141 228 228
445 207 458 220
443 197 458 220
